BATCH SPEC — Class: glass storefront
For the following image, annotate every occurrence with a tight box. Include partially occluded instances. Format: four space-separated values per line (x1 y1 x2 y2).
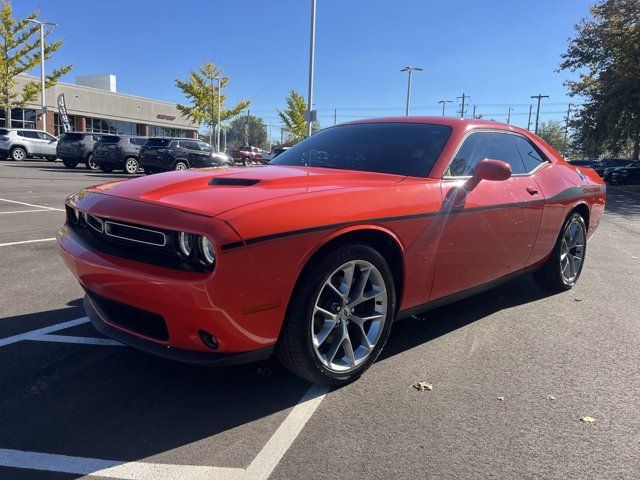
86 117 140 135
0 108 37 129
54 113 77 136
148 125 187 137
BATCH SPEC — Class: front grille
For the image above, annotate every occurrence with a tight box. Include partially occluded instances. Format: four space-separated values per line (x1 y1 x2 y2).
66 206 212 273
87 290 169 341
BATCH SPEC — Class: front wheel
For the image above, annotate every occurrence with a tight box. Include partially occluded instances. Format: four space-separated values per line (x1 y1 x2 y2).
534 212 587 291
124 157 139 174
242 157 249 166
276 244 396 386
85 154 99 171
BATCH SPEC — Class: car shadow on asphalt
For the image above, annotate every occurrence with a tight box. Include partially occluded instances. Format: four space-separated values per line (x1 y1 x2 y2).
604 186 640 218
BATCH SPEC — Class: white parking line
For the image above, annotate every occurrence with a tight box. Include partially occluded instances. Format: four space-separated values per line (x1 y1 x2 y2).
0 209 56 214
0 317 90 347
28 333 124 347
0 238 56 247
0 385 328 480
0 197 65 211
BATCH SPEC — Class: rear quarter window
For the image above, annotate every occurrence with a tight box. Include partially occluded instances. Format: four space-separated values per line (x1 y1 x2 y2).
146 138 172 147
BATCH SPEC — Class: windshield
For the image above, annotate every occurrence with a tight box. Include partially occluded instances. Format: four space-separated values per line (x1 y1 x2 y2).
270 122 452 177
99 135 121 144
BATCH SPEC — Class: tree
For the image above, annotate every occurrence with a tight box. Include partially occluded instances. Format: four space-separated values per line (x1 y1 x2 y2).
175 61 250 144
278 90 307 142
560 0 640 159
538 120 567 153
227 114 267 149
0 1 72 127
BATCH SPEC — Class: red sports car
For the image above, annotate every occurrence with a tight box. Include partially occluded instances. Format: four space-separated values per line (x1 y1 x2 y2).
58 117 606 385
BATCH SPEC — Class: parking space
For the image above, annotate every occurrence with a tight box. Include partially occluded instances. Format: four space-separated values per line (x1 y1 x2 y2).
1 160 639 479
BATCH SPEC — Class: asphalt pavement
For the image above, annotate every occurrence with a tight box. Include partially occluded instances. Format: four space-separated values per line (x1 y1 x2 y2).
0 159 638 480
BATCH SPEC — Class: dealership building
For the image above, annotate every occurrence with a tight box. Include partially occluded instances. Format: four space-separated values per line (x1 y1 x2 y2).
6 74 199 138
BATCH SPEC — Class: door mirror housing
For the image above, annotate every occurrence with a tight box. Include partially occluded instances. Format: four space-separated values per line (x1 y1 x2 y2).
465 159 512 191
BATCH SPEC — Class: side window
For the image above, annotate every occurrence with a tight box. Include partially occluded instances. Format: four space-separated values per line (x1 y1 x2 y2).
513 136 547 173
23 131 39 139
37 132 55 141
448 132 526 177
182 141 199 150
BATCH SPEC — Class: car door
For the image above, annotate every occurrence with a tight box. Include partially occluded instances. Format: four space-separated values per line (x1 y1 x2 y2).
430 130 546 300
38 132 57 155
19 131 42 154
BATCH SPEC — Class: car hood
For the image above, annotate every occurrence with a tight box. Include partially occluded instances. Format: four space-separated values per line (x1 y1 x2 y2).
88 165 405 217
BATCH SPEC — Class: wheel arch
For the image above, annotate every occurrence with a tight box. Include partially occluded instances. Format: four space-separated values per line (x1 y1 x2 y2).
295 226 406 312
569 201 590 230
10 144 29 154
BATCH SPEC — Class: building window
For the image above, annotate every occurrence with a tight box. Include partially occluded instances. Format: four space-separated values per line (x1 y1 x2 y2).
148 125 187 137
86 116 140 135
54 113 76 136
0 108 37 129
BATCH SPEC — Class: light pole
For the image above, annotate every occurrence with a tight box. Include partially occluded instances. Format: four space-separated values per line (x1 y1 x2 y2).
215 76 221 152
438 99 452 116
400 66 423 116
26 19 57 133
306 0 317 137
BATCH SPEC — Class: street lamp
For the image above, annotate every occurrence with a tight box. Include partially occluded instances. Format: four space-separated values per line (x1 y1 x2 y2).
400 66 423 116
437 99 453 116
215 76 221 152
26 19 58 133
306 0 317 137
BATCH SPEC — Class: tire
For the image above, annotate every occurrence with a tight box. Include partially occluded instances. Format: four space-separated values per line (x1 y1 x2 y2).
46 156 57 162
242 157 249 166
62 159 78 169
85 154 99 171
534 212 587 292
124 157 139 175
100 164 114 173
10 147 26 161
174 160 188 171
276 244 396 386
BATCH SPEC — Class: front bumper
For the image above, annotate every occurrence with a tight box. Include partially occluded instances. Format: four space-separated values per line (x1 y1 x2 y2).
84 295 273 366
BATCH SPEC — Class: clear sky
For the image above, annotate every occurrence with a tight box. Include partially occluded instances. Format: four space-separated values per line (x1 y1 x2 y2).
16 0 592 135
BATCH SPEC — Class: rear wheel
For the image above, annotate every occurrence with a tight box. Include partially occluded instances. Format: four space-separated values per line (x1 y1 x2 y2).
85 154 99 171
277 244 396 386
174 160 188 171
242 157 250 166
124 157 139 174
534 212 587 291
62 159 78 169
10 147 26 161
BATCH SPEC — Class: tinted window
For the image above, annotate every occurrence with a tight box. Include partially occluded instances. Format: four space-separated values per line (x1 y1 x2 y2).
130 137 147 145
513 136 547 172
146 138 172 147
271 123 452 177
448 132 526 177
90 135 102 142
197 141 212 151
0 129 8 135
601 159 632 167
181 141 200 150
60 133 84 142
19 130 39 139
100 135 121 144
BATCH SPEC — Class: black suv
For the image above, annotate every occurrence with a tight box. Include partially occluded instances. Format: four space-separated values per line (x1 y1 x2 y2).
93 135 149 174
57 132 103 169
139 138 231 174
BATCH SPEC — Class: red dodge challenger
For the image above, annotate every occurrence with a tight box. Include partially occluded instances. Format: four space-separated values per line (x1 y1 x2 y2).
58 118 606 385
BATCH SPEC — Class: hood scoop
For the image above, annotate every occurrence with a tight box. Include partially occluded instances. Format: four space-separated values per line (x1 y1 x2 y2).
209 178 261 187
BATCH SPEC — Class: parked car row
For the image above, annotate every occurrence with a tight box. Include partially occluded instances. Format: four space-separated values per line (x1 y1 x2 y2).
568 158 640 185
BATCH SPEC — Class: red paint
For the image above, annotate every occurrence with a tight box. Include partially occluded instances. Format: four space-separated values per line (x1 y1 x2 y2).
58 117 606 357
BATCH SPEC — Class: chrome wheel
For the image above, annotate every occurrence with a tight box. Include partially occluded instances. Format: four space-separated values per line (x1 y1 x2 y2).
175 162 187 171
125 158 139 174
311 260 388 373
560 218 585 284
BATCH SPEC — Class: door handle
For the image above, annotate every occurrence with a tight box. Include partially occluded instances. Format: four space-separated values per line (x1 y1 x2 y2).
526 186 539 195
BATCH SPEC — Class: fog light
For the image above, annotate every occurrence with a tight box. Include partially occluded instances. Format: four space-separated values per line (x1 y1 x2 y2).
199 330 219 350
177 232 194 258
199 236 216 265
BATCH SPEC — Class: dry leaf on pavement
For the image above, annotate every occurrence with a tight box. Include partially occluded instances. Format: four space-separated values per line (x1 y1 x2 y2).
580 416 596 424
413 381 433 391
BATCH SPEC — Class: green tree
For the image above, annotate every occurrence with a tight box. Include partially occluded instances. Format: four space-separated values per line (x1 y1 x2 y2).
0 1 72 127
176 61 250 143
227 114 267 149
538 120 567 153
560 0 640 159
278 89 307 142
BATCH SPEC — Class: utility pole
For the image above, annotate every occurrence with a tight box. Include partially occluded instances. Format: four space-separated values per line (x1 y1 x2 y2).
472 104 477 118
563 103 573 153
401 66 423 116
438 99 452 116
245 109 250 146
306 0 317 137
269 120 272 150
27 19 58 133
215 76 221 152
334 108 337 125
457 93 469 118
530 94 549 135
507 106 513 124
527 104 533 130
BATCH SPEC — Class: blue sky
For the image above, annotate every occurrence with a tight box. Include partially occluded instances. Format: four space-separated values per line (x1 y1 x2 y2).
16 0 591 133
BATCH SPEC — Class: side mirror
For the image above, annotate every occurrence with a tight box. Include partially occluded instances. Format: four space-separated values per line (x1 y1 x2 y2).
465 159 512 191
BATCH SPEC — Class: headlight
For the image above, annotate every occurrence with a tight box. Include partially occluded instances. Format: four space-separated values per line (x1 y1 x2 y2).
177 232 194 258
198 236 216 265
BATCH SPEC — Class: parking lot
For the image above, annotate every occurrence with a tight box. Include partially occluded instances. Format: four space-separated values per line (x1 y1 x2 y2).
0 159 639 480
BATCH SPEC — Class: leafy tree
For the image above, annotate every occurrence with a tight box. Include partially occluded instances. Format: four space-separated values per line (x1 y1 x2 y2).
0 1 72 127
227 114 267 149
560 0 640 159
538 120 567 153
278 89 307 142
176 61 250 142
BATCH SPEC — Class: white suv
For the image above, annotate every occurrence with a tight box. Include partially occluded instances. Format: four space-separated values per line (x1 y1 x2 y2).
0 128 58 161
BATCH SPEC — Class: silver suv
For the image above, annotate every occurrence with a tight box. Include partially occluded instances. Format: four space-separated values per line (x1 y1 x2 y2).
0 128 58 161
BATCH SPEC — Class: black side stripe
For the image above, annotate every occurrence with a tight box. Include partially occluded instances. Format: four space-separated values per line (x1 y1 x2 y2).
220 186 604 251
